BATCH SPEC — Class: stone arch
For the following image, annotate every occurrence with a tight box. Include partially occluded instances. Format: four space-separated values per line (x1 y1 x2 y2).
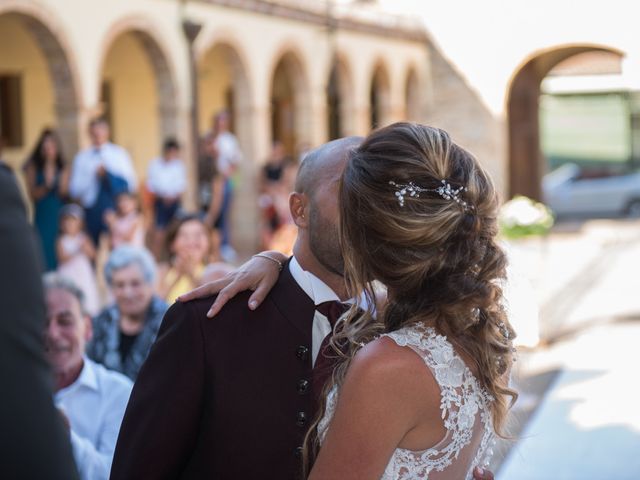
98 18 178 176
404 65 421 122
0 3 80 164
369 60 391 130
507 44 624 200
197 39 253 147
269 48 311 156
197 37 257 253
327 52 355 139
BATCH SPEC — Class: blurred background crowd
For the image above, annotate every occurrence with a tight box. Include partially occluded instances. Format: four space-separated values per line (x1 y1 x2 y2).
9 112 303 316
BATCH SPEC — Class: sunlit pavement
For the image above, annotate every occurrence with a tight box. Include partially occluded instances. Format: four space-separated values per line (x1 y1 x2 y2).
494 218 640 479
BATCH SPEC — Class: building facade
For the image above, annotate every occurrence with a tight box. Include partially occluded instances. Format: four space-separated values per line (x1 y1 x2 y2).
0 0 430 253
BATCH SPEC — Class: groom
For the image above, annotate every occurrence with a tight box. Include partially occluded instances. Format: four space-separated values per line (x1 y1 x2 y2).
110 137 494 480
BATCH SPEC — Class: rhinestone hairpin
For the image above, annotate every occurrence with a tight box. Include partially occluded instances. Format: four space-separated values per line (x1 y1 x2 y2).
389 179 468 209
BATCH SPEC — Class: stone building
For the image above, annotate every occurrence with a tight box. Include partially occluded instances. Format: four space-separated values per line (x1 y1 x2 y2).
0 0 429 253
4 0 639 253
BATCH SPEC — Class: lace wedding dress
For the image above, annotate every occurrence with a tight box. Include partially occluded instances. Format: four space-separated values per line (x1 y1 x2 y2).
318 323 496 479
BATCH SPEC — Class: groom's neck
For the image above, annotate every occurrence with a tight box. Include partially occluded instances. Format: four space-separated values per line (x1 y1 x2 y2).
293 243 348 301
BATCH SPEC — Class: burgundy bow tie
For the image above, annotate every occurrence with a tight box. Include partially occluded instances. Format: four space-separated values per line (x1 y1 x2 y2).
312 301 349 404
316 301 349 328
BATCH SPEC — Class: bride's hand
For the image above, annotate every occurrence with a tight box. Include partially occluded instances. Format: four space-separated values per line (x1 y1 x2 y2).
177 251 287 318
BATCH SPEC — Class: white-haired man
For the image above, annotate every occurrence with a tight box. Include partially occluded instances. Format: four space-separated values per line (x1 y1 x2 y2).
44 273 133 480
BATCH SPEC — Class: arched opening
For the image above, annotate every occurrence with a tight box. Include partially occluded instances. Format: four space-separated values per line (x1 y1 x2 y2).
327 56 354 140
198 43 251 137
507 46 624 200
405 67 421 122
197 41 256 253
270 52 310 157
100 29 177 180
0 12 78 168
370 62 391 130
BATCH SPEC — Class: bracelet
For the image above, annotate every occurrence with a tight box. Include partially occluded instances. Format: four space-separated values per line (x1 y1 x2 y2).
252 253 284 271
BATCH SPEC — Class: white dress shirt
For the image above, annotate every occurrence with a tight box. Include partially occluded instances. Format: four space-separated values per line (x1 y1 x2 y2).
146 157 187 198
289 257 354 366
54 357 133 480
214 131 242 177
69 142 138 207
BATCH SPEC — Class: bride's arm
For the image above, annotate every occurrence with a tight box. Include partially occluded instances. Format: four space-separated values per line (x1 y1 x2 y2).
177 250 287 317
308 338 432 480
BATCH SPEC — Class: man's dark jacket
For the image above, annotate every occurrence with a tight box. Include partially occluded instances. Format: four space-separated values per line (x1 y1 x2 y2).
110 262 318 479
0 167 79 479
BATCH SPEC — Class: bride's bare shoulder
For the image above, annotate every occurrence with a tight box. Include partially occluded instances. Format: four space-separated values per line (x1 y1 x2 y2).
346 336 439 395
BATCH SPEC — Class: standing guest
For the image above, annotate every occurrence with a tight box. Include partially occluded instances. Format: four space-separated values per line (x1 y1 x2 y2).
88 246 167 381
261 140 289 191
157 214 210 304
0 164 78 480
57 204 100 316
146 138 187 258
104 192 145 250
266 156 299 255
205 110 242 261
43 273 132 480
258 141 291 248
24 128 70 271
69 118 137 245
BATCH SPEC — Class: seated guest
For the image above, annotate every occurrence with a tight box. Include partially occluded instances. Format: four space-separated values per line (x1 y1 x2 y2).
43 273 132 480
88 245 167 380
157 214 211 304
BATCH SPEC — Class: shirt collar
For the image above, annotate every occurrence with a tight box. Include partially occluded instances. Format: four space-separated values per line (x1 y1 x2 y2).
57 357 99 396
289 256 352 306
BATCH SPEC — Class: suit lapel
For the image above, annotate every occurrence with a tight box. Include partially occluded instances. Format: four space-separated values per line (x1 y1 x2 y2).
269 258 316 337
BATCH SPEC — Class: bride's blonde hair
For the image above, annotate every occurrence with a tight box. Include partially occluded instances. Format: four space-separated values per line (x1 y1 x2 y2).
303 123 517 473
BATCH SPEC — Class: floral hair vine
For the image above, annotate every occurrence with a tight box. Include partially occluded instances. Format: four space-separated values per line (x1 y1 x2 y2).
389 179 469 209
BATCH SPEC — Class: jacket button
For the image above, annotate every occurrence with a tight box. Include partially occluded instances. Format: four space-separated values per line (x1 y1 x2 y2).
297 379 310 394
296 411 307 427
296 345 309 361
295 446 303 459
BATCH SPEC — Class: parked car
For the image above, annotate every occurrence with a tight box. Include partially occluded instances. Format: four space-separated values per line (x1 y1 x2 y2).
542 163 640 217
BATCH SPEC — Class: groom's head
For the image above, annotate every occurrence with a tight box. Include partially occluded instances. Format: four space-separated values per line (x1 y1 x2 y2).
290 136 362 277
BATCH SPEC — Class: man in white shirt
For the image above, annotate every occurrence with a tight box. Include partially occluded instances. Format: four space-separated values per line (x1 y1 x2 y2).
69 118 137 244
146 138 187 256
43 273 133 480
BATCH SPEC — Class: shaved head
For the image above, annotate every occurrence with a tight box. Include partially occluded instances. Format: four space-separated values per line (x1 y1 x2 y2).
290 136 363 278
295 136 363 198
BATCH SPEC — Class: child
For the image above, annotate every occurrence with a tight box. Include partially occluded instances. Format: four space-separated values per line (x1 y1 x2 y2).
104 191 145 249
56 204 100 315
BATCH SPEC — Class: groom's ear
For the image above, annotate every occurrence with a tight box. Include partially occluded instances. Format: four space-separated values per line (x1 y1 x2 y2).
290 192 309 228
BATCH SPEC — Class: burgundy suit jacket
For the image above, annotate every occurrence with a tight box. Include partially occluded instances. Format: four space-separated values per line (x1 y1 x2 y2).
110 262 317 479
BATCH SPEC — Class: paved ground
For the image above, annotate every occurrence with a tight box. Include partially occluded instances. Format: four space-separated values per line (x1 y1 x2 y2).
492 218 640 479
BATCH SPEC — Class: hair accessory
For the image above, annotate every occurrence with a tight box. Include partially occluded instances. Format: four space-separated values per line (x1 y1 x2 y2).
389 180 468 209
497 321 510 340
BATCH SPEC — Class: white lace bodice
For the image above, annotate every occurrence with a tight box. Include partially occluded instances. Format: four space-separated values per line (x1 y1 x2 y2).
317 323 496 480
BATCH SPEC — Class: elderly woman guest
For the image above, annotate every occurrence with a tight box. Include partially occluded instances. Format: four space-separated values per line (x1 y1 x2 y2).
87 245 167 380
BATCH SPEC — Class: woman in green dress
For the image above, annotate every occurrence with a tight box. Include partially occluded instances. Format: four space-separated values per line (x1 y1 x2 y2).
24 129 69 271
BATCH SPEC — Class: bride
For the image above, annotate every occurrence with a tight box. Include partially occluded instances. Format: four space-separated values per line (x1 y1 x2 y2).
184 123 516 479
